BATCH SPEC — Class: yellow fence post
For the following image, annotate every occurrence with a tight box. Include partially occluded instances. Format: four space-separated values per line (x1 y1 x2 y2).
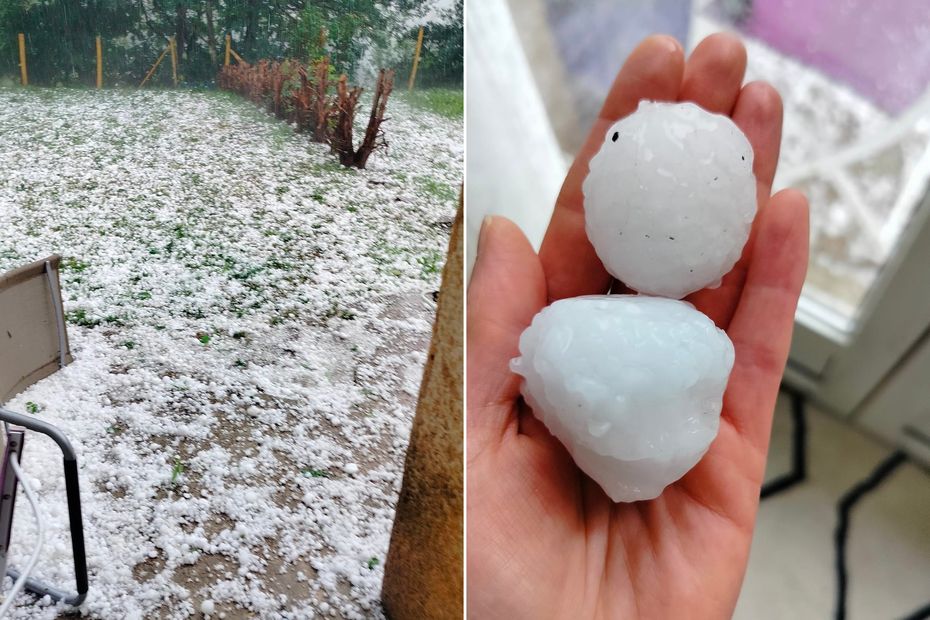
17 33 27 86
96 36 103 89
224 34 231 66
407 26 424 92
169 36 178 86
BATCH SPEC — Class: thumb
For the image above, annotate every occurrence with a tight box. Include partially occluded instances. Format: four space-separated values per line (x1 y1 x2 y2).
467 216 547 446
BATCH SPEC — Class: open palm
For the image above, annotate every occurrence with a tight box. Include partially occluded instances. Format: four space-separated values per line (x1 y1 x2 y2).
467 34 809 619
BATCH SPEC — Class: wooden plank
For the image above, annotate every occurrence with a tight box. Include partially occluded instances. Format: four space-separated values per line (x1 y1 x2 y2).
224 34 231 66
407 26 424 91
139 45 170 87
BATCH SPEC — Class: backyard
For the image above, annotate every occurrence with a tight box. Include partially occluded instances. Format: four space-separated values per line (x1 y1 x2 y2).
0 86 462 618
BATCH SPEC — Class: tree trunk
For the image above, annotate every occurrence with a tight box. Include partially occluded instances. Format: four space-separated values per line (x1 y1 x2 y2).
292 65 312 132
311 58 332 143
331 75 361 166
205 0 217 65
354 69 395 169
175 3 188 60
244 0 259 57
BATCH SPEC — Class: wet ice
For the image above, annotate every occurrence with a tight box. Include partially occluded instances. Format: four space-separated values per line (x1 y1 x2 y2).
583 101 756 299
511 296 734 502
513 101 755 502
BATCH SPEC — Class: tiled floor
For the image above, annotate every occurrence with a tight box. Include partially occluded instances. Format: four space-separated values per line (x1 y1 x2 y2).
735 392 930 619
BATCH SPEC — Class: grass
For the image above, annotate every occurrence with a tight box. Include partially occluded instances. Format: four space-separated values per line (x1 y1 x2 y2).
25 402 40 414
403 88 463 119
323 303 356 321
366 556 379 570
302 468 332 479
418 249 444 278
171 456 185 484
65 308 102 328
61 257 90 272
418 176 456 203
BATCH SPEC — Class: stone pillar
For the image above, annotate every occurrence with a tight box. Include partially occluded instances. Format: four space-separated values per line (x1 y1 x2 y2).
382 200 463 619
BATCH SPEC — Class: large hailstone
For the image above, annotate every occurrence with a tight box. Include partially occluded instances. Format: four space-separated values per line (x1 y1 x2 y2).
583 100 756 299
511 296 734 502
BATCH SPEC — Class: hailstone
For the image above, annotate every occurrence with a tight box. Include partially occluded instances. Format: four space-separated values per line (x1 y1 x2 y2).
583 100 756 299
511 296 734 502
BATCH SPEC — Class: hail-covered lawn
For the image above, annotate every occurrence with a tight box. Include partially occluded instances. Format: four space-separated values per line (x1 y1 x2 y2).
0 86 461 618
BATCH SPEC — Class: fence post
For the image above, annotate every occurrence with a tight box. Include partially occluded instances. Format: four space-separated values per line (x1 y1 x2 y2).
169 36 178 86
17 33 27 86
407 26 424 92
95 36 103 89
224 34 231 66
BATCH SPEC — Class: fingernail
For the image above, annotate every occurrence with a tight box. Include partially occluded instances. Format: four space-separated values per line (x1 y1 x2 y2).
653 34 683 54
477 215 497 255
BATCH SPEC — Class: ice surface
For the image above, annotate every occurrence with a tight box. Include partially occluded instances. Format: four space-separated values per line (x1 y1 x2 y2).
511 296 734 502
582 101 757 299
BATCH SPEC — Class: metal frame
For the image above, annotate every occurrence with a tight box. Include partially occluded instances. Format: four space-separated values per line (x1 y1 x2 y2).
0 256 87 606
0 408 87 607
0 427 24 580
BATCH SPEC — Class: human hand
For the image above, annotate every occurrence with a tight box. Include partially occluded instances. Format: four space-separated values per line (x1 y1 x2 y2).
467 33 809 619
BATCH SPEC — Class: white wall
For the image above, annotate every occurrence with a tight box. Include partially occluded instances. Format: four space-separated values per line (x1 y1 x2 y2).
465 0 568 280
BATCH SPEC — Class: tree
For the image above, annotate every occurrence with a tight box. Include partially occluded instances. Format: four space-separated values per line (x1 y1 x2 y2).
0 0 452 87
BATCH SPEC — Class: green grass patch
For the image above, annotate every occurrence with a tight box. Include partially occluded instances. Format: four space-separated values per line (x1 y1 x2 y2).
60 257 90 272
302 468 332 479
323 303 356 321
417 176 456 203
403 88 463 119
418 249 444 278
170 456 185 484
66 308 102 328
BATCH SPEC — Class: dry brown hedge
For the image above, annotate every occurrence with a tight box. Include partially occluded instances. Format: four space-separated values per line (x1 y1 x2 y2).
218 58 395 169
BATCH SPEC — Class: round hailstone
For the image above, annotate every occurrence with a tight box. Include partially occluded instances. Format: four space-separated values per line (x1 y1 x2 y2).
511 296 734 502
582 100 756 299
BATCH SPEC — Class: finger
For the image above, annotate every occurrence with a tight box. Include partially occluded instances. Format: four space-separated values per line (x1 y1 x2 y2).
679 32 747 115
540 35 685 302
467 216 547 446
732 81 783 198
686 81 784 328
723 188 809 451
